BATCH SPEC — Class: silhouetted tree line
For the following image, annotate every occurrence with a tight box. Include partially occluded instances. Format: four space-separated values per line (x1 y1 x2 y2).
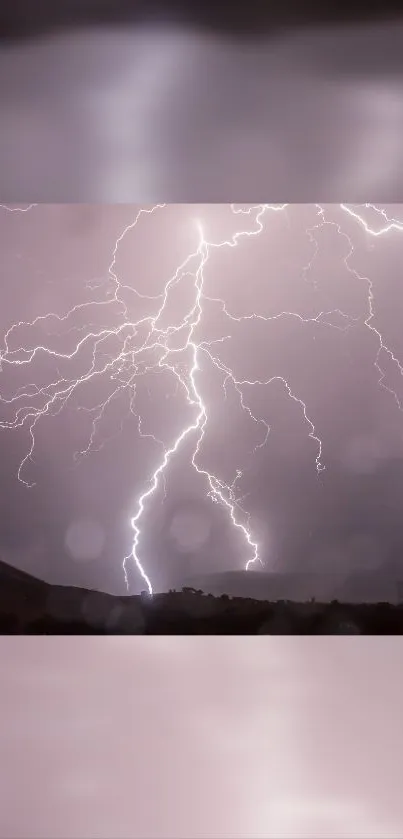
2 588 403 634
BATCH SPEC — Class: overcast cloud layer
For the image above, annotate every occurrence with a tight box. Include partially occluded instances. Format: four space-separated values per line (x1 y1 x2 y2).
1 636 403 838
1 14 403 200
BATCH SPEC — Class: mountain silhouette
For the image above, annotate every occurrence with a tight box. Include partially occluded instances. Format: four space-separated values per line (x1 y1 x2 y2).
2 556 403 633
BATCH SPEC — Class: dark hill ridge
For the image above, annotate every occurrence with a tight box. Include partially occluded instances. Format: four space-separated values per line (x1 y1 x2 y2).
1 559 403 633
184 568 403 604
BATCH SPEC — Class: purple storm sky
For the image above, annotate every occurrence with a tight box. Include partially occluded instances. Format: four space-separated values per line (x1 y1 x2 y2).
1 11 403 201
1 202 403 595
1 636 403 838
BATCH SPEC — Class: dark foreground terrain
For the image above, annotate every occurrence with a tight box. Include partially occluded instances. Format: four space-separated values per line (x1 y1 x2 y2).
1 560 403 633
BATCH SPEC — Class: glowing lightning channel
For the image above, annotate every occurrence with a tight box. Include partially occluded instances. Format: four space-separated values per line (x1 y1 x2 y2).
0 204 38 213
2 203 403 595
124 204 342 591
310 204 403 413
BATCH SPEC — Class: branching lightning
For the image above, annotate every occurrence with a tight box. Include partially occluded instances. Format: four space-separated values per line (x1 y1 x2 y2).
1 202 403 594
0 204 38 213
315 204 403 412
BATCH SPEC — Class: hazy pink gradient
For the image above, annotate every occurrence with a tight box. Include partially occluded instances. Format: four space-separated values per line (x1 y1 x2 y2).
1 22 403 201
0 637 403 838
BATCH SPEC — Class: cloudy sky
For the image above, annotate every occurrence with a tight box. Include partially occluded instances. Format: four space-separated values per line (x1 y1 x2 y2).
1 202 403 595
1 636 403 838
1 7 403 200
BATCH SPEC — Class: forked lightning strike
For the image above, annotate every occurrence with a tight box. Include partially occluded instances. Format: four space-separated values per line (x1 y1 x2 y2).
1 203 403 594
316 204 403 412
0 204 38 213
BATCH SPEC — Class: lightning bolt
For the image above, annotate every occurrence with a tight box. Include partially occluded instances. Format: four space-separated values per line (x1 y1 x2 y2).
0 204 38 213
309 203 403 412
1 203 403 595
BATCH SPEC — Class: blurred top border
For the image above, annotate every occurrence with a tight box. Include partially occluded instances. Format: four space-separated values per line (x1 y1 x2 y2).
1 1 403 203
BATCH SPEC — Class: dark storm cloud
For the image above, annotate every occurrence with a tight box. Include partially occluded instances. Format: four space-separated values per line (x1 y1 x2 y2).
1 202 403 595
1 1 403 40
1 9 403 200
